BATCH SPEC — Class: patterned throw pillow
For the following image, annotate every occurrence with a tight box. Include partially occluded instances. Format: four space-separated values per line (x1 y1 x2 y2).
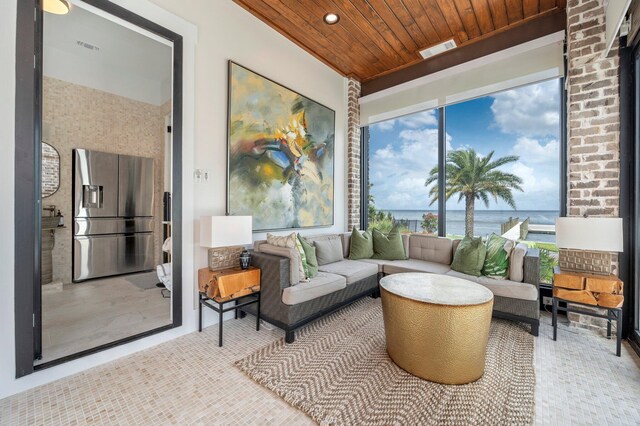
267 232 307 281
266 232 297 248
482 233 515 279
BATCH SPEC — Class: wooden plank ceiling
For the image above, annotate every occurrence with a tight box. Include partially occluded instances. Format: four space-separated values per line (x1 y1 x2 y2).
233 0 566 84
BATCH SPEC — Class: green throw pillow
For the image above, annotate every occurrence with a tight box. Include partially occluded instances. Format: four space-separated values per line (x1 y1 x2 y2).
348 227 374 260
451 236 486 277
482 233 514 279
371 226 407 260
294 235 309 279
297 235 318 278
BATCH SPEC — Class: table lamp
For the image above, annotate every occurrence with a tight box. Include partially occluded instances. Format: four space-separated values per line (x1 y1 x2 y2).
555 217 623 275
200 216 253 270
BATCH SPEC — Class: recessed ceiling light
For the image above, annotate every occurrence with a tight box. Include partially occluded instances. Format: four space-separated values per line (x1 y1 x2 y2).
323 13 340 25
43 0 70 15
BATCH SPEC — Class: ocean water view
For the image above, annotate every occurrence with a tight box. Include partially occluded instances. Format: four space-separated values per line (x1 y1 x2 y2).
382 210 560 242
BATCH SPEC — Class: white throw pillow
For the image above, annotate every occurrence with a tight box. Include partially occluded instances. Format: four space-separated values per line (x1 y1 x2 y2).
509 243 528 282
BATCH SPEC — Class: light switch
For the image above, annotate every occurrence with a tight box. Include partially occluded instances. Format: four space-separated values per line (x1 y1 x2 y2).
194 169 211 183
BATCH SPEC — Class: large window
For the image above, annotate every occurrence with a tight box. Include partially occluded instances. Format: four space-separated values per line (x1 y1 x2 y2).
367 109 440 234
443 80 560 241
366 79 562 282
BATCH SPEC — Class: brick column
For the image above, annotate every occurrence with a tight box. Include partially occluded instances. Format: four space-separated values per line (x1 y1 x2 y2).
347 78 361 231
566 0 621 330
567 0 620 218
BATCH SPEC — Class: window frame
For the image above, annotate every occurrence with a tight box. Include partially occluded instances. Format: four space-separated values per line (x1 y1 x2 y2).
361 78 567 239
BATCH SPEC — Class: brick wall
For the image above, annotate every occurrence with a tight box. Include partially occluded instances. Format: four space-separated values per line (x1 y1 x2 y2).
567 0 620 220
566 0 621 330
347 78 361 231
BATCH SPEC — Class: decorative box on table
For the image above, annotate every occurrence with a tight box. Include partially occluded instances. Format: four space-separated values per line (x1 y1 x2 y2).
198 266 260 301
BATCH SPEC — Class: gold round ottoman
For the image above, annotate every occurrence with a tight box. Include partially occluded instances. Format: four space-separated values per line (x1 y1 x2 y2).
380 272 494 385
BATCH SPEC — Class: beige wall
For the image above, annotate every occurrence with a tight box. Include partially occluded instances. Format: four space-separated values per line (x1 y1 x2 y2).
43 76 168 284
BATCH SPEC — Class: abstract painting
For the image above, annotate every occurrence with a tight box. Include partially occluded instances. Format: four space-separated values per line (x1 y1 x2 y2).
227 61 335 231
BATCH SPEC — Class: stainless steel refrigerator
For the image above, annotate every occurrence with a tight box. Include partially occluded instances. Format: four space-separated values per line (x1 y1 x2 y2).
73 149 155 282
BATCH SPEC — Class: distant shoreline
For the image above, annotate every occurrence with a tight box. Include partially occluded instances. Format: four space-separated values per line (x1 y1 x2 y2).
377 209 559 242
379 209 560 212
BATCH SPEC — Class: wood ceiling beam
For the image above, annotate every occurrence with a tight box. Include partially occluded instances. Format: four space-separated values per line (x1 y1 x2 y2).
361 9 566 96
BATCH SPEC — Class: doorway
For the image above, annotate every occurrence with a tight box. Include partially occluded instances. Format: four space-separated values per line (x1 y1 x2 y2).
14 0 183 376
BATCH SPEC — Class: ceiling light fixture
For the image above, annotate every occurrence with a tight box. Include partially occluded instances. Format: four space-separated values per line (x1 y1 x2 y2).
43 0 70 15
323 13 340 25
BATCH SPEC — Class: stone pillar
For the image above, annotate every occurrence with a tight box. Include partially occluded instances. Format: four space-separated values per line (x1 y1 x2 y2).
566 0 621 331
347 78 361 231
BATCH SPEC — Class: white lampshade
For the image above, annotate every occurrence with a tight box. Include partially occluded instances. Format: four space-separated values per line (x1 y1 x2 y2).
200 216 253 248
555 217 623 252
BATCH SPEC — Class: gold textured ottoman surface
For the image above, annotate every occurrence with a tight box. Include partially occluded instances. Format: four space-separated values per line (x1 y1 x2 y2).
380 273 494 385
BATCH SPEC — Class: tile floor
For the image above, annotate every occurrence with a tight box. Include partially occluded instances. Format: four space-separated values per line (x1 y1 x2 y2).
37 272 171 364
2 300 639 425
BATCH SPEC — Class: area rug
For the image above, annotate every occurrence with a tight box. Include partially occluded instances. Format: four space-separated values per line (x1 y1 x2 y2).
236 298 535 425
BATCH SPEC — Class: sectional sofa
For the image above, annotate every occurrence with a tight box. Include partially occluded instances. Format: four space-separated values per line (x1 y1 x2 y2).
247 232 540 343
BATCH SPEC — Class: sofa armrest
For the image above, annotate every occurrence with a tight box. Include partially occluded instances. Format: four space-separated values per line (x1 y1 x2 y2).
523 248 540 289
249 251 291 325
251 251 291 290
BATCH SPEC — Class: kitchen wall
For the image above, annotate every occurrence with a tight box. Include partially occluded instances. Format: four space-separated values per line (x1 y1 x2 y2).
43 76 168 284
0 0 347 399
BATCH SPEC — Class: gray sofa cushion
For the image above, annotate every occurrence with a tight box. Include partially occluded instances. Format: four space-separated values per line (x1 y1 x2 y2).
341 232 352 258
318 259 378 285
314 238 344 265
452 238 462 253
445 270 538 301
357 258 390 273
281 272 346 305
408 234 454 265
383 259 452 275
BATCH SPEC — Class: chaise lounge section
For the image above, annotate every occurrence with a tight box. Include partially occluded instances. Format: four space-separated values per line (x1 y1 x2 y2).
249 232 540 343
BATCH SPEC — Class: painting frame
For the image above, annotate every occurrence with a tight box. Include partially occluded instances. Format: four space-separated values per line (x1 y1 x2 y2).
226 60 336 232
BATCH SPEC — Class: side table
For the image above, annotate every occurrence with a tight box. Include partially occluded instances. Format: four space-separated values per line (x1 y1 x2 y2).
552 267 624 357
197 266 261 347
552 298 622 356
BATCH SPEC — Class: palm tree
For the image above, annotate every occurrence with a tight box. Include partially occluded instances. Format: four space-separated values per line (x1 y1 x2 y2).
425 148 523 237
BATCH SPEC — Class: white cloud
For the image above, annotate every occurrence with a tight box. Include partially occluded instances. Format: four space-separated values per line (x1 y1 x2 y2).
508 162 557 194
370 110 437 132
371 120 395 131
511 137 559 164
490 80 560 137
398 110 437 128
370 128 441 210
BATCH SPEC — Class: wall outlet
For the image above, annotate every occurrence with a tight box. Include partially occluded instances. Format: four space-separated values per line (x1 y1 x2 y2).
542 296 553 306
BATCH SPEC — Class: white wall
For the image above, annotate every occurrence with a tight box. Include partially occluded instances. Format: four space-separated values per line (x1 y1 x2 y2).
148 0 348 246
0 0 346 399
44 3 174 105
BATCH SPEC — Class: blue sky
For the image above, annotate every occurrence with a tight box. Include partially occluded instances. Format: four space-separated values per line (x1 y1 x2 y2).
369 79 561 212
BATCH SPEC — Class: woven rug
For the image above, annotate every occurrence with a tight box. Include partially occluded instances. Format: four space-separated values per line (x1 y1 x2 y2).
236 298 535 426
